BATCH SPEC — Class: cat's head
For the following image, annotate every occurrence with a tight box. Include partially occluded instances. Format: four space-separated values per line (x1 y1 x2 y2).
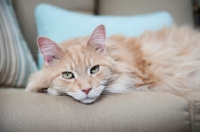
37 25 117 103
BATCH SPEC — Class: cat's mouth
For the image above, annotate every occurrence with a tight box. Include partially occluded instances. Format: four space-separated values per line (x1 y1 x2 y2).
67 85 105 104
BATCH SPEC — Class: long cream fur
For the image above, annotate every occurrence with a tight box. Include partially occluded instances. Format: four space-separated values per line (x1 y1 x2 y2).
26 25 200 103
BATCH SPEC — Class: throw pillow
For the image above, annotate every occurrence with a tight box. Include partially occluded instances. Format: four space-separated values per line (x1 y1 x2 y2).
35 3 174 69
0 0 37 88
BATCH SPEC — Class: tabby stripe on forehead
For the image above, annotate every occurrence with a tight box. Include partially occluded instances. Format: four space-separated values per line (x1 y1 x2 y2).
83 50 88 62
65 49 75 70
78 50 85 66
71 49 84 68
70 53 77 69
87 50 94 66
70 52 76 66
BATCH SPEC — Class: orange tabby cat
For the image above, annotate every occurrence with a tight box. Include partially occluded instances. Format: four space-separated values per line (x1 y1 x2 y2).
26 25 200 103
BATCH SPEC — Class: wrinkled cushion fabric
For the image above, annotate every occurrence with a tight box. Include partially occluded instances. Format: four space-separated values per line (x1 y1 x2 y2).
0 0 37 87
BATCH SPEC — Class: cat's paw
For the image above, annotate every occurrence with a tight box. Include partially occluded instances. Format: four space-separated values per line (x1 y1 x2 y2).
25 83 38 92
25 82 47 92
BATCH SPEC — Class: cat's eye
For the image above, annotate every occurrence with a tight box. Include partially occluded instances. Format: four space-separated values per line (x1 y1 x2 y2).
90 65 99 74
62 72 74 79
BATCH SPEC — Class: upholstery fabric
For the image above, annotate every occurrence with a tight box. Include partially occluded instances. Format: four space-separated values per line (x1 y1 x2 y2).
0 89 190 132
183 90 200 132
12 0 94 63
98 0 194 27
35 3 173 69
0 0 37 87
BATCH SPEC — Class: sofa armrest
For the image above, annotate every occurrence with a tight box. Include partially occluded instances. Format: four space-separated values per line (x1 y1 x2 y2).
184 91 200 132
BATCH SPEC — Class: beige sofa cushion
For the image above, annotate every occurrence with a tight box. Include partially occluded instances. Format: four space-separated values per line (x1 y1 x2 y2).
13 0 94 63
0 89 190 132
99 0 194 27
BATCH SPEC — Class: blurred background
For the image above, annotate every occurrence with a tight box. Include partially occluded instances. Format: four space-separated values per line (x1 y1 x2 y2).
193 0 200 28
12 0 196 64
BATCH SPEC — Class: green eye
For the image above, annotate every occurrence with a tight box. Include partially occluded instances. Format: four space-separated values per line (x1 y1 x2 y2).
62 72 74 79
90 65 99 74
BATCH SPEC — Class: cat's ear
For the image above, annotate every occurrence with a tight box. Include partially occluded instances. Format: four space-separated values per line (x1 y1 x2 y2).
86 25 106 54
37 36 64 67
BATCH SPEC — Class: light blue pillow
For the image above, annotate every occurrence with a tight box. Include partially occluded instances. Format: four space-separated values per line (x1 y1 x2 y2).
35 3 174 69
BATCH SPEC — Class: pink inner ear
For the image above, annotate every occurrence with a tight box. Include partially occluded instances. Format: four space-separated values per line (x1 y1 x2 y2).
95 44 106 53
37 36 63 66
86 25 106 54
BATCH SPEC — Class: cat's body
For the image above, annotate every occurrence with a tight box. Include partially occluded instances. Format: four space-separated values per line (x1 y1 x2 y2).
26 25 200 103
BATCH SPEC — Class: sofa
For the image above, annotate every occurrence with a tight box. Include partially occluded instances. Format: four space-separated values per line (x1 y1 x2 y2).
0 0 200 131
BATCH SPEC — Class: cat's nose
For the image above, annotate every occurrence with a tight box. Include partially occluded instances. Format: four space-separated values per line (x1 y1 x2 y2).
82 88 92 94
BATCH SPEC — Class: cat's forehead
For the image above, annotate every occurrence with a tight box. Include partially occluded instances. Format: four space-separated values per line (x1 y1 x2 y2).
58 37 103 71
66 48 92 67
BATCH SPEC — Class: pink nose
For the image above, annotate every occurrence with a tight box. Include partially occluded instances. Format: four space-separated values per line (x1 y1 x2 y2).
82 88 92 94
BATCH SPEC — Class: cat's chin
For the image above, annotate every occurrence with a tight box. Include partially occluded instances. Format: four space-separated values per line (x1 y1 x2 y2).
80 97 97 104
